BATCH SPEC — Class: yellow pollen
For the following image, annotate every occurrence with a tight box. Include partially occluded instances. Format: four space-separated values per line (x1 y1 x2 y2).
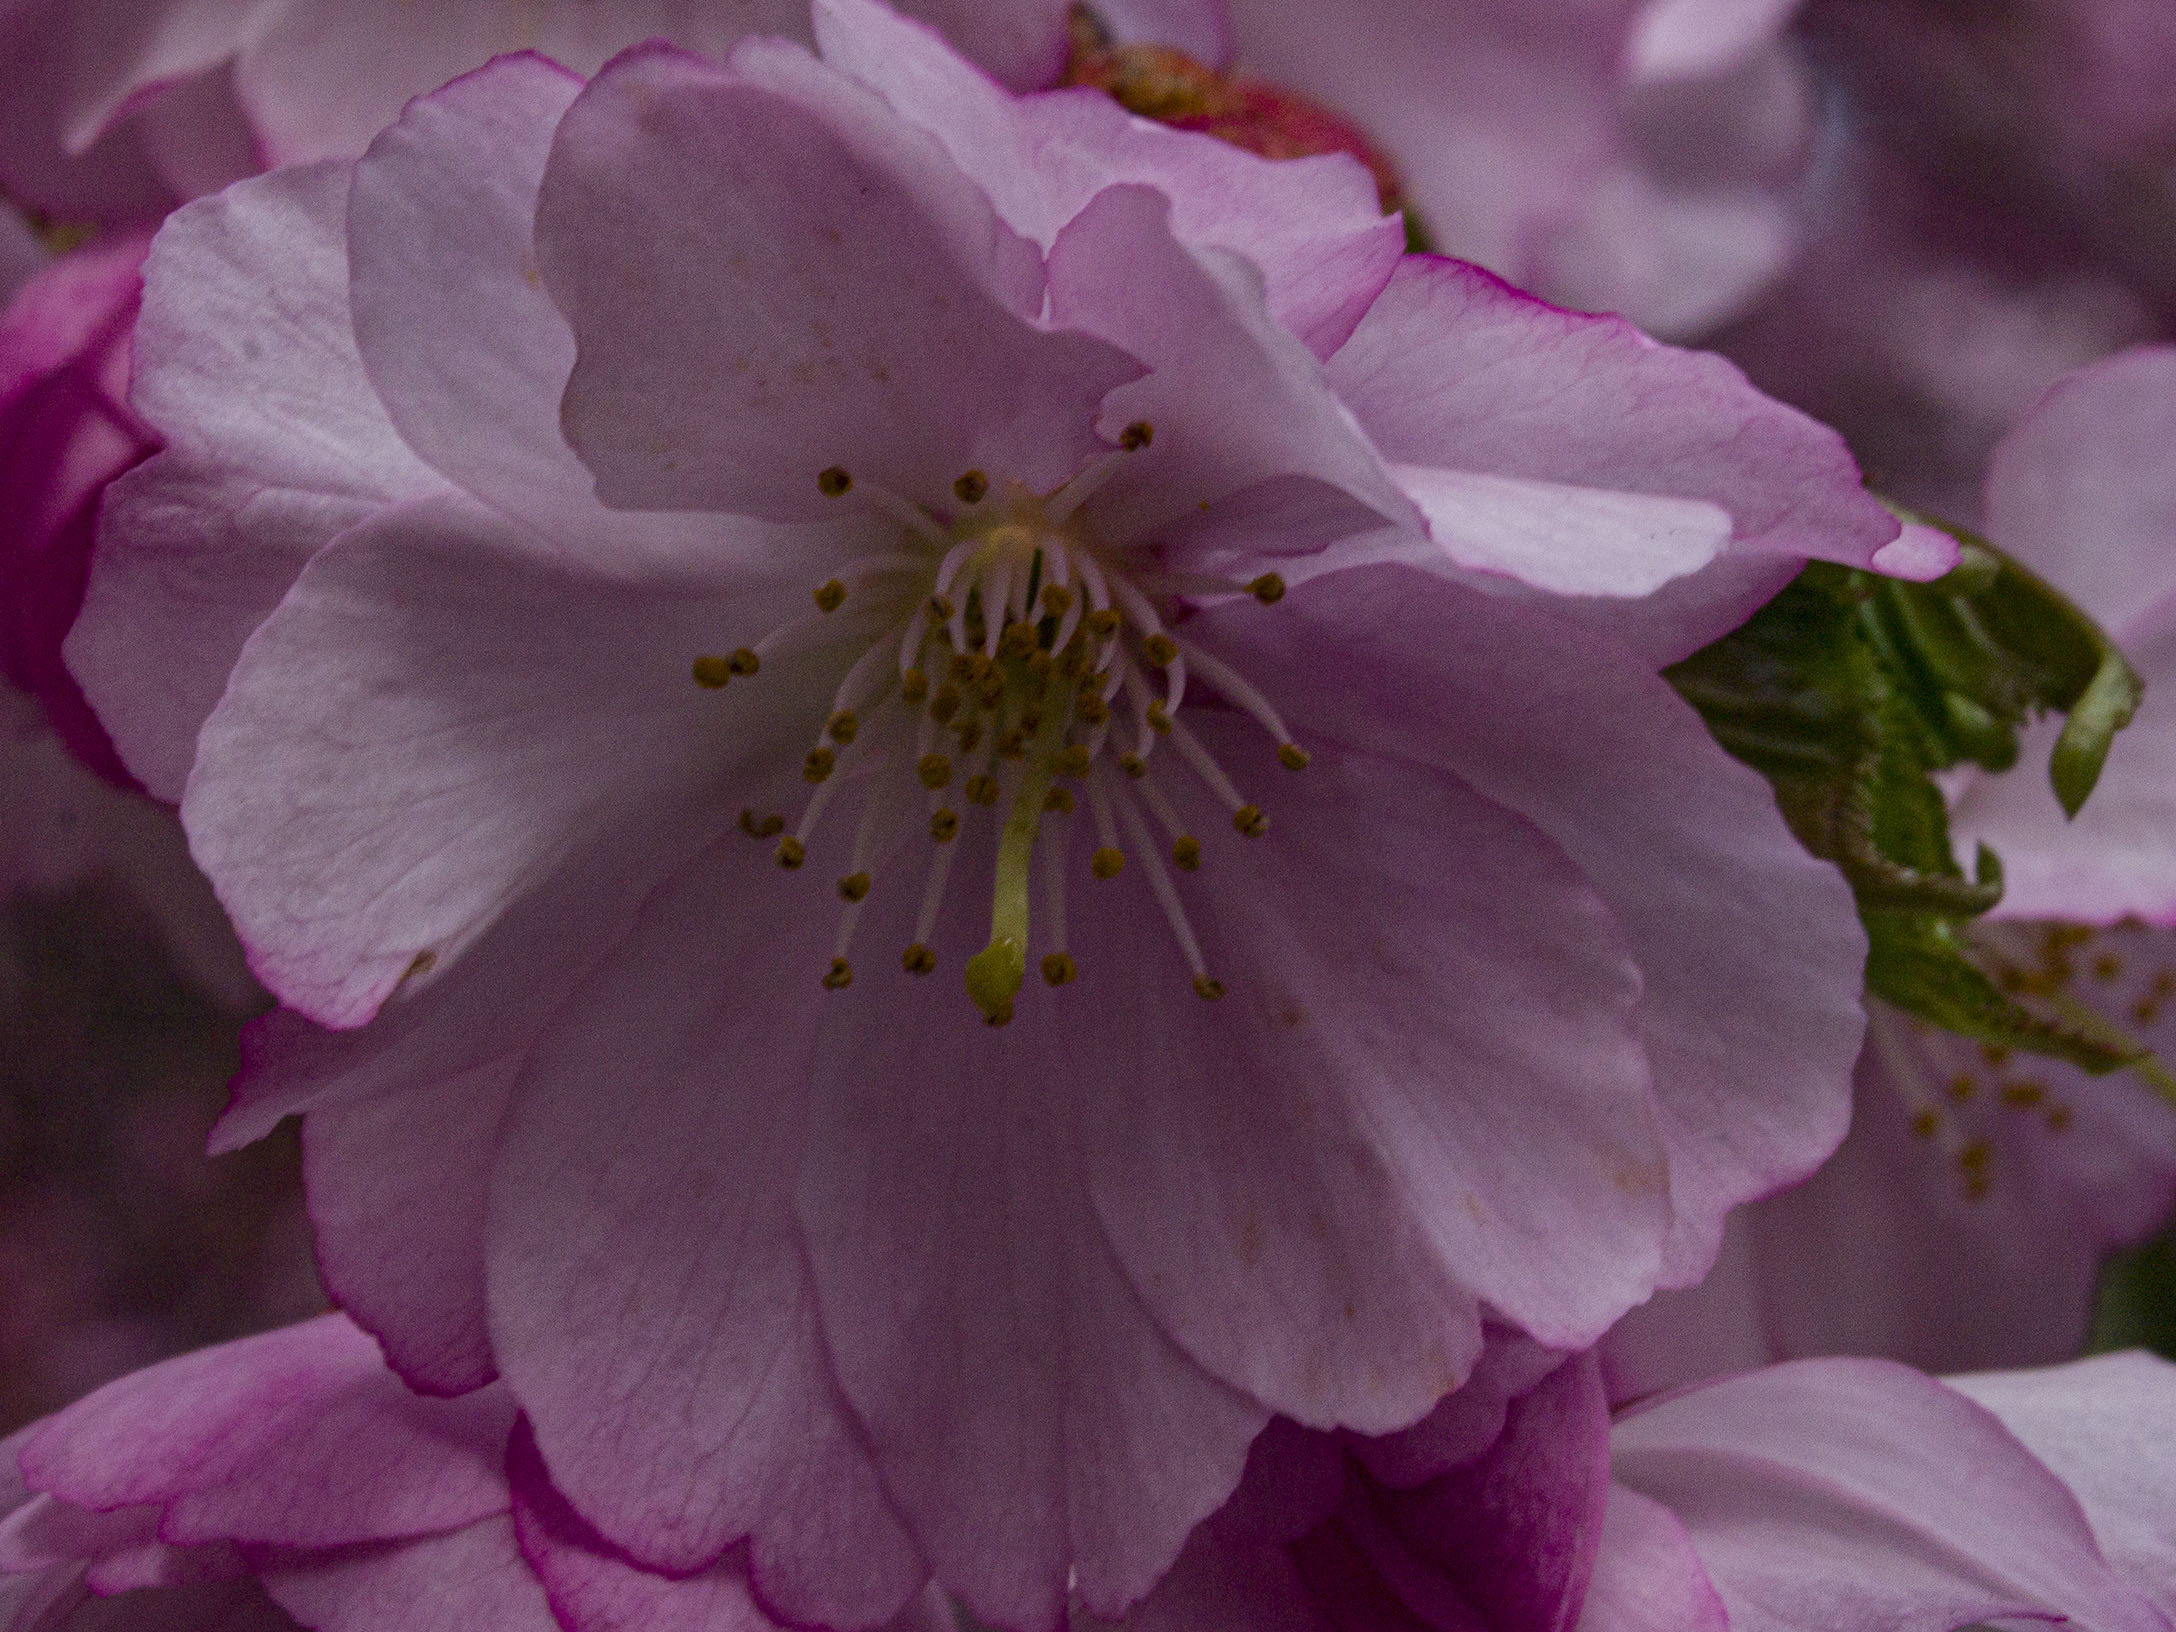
998 729 1029 760
1193 974 1225 1001
956 717 984 754
728 647 760 676
1041 584 1074 617
1120 420 1154 450
817 466 853 497
903 943 938 975
1058 647 1090 680
918 753 953 789
813 579 848 613
1145 700 1173 736
978 672 1006 707
1233 804 1267 837
902 668 930 704
1980 1044 2013 1067
1278 743 1311 771
931 685 962 723
954 470 989 504
1142 633 1178 667
1028 650 1056 680
692 654 737 689
965 774 1001 806
1248 572 1286 605
2001 1081 2047 1108
1087 608 1122 637
1042 952 1078 986
1001 621 1038 657
823 957 854 989
804 747 837 783
1911 1109 1940 1138
838 872 871 903
1092 846 1125 879
1959 1139 1992 1172
739 809 784 839
1172 834 1202 871
2092 953 2122 980
1043 786 1075 814
1946 1073 1976 1102
1055 744 1093 778
931 807 960 841
776 837 807 869
1120 753 1147 779
1076 691 1109 725
827 710 859 744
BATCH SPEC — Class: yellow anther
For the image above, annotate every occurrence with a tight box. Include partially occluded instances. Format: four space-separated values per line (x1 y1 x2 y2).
931 807 960 842
817 466 853 497
1041 584 1075 617
404 951 437 981
1233 804 1267 837
1145 700 1173 736
728 647 760 676
954 470 989 504
1946 1074 1975 1102
776 837 807 869
1277 743 1311 771
1057 647 1090 679
903 943 938 975
1087 607 1122 637
804 746 837 783
931 685 962 723
1910 1109 1940 1138
1055 743 1093 778
1172 835 1202 871
1959 1138 1992 1172
965 774 1001 806
813 579 847 613
928 593 956 621
2092 953 2122 981
1075 691 1109 725
918 753 953 790
1027 650 1056 680
827 710 859 745
838 872 871 903
1000 621 1038 657
998 729 1029 760
1142 633 1178 667
1092 846 1125 879
978 672 1007 707
823 957 854 989
1042 952 1078 986
1193 974 1225 1001
1248 572 1286 605
902 667 930 704
739 808 784 839
1119 752 1147 779
1980 1044 2012 1067
956 717 984 754
2048 1104 2075 1132
692 654 737 689
2001 1081 2047 1108
1120 420 1154 451
1043 786 1075 814
1019 708 1043 732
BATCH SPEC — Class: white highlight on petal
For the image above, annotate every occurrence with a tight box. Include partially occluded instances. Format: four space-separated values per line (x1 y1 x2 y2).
1389 463 1733 598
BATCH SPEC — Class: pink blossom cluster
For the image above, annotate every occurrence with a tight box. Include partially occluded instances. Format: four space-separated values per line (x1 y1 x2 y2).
2 1 2176 1630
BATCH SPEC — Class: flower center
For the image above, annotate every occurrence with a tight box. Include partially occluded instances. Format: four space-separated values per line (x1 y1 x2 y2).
692 431 1307 1024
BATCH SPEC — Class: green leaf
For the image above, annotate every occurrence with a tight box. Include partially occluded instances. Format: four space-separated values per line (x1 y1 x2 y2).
2092 1226 2176 1361
2052 651 2145 816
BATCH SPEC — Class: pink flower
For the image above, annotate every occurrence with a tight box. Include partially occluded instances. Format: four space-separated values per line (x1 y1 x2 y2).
0 230 157 788
1609 348 2176 1390
12 1315 2176 1632
65 5 1899 1623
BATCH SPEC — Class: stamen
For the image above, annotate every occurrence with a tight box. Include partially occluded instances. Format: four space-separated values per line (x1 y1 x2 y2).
692 655 737 689
918 753 953 790
1043 953 1078 985
805 746 837 783
1248 572 1285 604
1165 717 1249 813
823 957 854 989
838 872 871 902
964 674 1072 1024
954 470 989 504
1112 772 1215 987
1177 639 1298 748
813 579 848 613
739 808 784 839
903 943 938 975
930 807 960 841
777 836 807 869
818 466 853 497
1278 744 1312 771
828 711 859 744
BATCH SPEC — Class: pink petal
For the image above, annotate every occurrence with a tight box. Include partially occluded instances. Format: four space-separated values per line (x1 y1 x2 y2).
1076 0 1230 63
1948 1351 2176 1615
487 842 926 1628
259 1515 560 1632
17 1315 514 1551
302 1057 521 1397
1202 562 1866 1290
1120 1526 1323 1632
1042 184 1415 548
1224 0 1638 278
40 0 263 168
537 42 1140 521
1626 0 1805 82
1612 1357 2170 1632
1351 1333 1568 1489
67 160 446 799
1572 1485 1728 1632
811 0 1398 357
1870 521 1960 581
0 3 182 222
179 496 809 1028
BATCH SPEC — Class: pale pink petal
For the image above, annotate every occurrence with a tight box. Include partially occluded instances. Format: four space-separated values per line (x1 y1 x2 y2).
258 1516 559 1632
1871 521 1960 581
487 839 928 1628
45 0 264 163
1948 1350 2176 1614
0 3 180 221
1628 0 1804 81
1612 1357 2169 1632
1078 0 1229 62
1043 185 1416 546
1208 562 1866 1289
1224 0 1639 278
180 496 814 1028
811 0 1399 357
1351 1333 1567 1489
67 160 446 798
1573 1485 1728 1632
302 1057 520 1397
538 42 1140 521
17 1316 513 1550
